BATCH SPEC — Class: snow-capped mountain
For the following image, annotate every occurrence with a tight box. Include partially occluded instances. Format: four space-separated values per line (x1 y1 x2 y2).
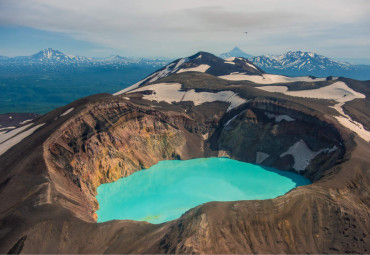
31 48 78 62
2 48 369 80
6 48 84 63
219 48 370 80
8 48 88 64
105 55 130 61
114 51 264 95
250 51 351 72
0 49 170 67
249 51 370 79
220 47 253 59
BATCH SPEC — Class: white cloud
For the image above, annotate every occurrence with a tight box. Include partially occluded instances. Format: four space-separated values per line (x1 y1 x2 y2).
0 0 369 57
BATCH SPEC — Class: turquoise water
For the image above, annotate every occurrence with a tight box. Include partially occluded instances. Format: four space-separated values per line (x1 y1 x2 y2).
96 158 311 224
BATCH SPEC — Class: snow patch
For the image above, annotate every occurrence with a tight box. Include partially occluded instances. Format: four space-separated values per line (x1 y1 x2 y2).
335 115 370 142
270 81 368 141
0 123 45 156
225 57 236 61
258 81 369 142
258 86 289 93
219 73 327 84
256 152 270 164
256 81 363 104
177 64 210 73
265 112 295 122
280 139 337 171
129 83 246 111
148 64 174 83
60 108 74 117
113 75 153 95
174 58 186 69
245 62 258 70
224 61 235 65
283 81 365 102
19 119 33 125
114 58 188 96
130 83 185 103
0 127 16 131
0 123 33 144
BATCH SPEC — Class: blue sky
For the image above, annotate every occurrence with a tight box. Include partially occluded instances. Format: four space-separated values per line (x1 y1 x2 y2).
0 26 109 57
0 0 369 62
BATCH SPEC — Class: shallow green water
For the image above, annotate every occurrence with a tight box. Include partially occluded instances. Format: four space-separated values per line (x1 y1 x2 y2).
96 158 311 224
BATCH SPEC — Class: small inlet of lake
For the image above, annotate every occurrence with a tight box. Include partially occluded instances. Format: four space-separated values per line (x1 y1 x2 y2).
96 157 311 224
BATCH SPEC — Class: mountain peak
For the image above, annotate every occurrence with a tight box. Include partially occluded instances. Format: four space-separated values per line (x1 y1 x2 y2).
31 48 71 61
250 50 351 74
284 51 318 58
107 54 127 60
220 47 253 59
114 51 263 95
231 47 246 53
41 48 64 55
44 48 57 52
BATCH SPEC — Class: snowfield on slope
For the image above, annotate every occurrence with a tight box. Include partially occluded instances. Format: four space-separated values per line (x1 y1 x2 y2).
0 123 33 144
218 73 327 84
129 83 246 111
177 64 210 73
0 123 45 156
114 58 188 95
258 81 370 142
60 108 74 117
113 75 154 95
265 112 295 122
280 139 337 171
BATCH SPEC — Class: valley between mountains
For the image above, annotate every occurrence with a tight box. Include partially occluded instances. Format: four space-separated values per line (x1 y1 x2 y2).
0 52 369 254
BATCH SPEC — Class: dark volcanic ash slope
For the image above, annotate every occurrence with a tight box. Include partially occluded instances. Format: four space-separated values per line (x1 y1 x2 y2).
114 51 264 95
0 52 369 254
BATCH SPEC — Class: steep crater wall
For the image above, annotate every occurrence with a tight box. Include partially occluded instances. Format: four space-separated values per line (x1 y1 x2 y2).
209 99 345 181
44 101 208 220
44 99 346 221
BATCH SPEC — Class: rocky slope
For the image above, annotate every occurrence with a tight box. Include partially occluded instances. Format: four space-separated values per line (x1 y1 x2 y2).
114 52 263 95
0 113 39 132
0 52 369 254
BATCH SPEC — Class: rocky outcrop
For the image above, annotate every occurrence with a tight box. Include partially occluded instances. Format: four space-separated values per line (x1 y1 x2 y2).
212 100 345 181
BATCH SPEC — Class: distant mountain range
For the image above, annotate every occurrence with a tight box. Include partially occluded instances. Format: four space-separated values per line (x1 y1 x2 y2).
0 48 165 114
220 47 370 80
0 48 170 67
1 48 369 80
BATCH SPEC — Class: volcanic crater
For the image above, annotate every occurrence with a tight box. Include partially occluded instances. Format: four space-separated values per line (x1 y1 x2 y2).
0 52 369 254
